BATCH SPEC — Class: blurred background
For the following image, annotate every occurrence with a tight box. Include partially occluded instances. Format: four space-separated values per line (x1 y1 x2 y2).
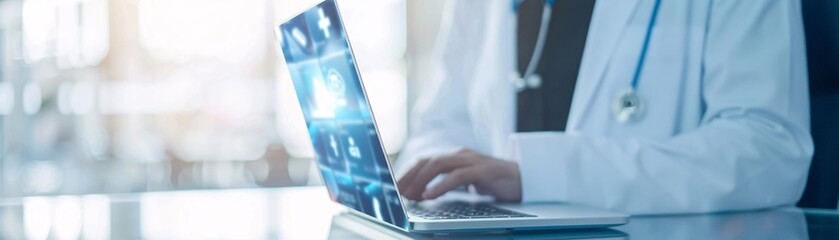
0 0 447 197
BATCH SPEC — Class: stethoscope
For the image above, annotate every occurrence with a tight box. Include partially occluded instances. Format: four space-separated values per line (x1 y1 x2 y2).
510 0 663 123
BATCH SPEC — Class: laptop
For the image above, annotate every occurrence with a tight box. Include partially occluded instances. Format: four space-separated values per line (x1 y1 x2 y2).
276 0 628 233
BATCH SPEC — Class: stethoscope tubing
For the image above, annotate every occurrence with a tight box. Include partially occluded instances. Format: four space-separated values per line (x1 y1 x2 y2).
515 0 662 92
630 0 663 90
521 5 552 82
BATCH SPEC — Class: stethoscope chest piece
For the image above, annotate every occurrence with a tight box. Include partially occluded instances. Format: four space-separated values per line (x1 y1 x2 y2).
612 88 645 123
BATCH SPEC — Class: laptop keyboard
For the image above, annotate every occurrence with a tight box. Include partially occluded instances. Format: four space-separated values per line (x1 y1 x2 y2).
408 202 536 220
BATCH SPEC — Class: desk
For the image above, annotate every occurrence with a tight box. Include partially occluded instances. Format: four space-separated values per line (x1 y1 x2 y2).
0 187 836 239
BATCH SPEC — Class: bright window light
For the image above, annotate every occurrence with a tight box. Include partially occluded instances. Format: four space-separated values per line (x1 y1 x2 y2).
138 0 266 65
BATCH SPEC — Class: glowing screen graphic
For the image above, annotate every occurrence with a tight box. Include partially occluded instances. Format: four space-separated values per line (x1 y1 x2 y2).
278 0 409 230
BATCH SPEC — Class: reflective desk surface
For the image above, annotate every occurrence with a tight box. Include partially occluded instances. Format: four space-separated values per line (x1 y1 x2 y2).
1 187 837 239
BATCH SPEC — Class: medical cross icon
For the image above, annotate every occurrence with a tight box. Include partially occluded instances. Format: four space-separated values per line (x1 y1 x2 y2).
318 8 331 38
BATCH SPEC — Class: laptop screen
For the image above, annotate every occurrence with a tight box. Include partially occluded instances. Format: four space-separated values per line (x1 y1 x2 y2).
277 0 410 230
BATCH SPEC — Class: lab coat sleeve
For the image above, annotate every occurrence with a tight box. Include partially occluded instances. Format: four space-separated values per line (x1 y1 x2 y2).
512 0 814 214
394 1 490 177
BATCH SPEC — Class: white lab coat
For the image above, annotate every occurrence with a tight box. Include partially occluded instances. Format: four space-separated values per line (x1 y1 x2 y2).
396 0 813 215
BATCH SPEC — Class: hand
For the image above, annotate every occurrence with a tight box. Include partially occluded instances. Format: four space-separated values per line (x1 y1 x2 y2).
396 149 522 202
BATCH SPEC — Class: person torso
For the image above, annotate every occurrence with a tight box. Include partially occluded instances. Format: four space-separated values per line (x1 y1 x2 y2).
464 0 711 158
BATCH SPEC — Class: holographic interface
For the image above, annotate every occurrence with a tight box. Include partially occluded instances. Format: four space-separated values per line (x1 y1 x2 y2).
278 0 409 230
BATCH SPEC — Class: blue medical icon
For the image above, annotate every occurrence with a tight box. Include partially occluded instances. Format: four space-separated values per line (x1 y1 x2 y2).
317 8 332 38
326 68 347 106
347 136 361 159
330 134 340 157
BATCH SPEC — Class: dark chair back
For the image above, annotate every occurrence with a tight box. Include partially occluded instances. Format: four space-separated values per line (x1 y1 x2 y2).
798 0 839 209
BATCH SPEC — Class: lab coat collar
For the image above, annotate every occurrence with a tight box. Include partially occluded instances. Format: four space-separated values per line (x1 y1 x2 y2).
567 0 640 131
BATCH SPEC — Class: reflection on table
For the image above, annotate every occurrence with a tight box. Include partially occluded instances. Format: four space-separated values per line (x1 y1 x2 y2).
618 208 807 240
0 187 837 239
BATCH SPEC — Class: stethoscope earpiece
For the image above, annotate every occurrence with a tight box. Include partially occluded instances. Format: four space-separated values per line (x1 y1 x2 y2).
514 1 553 92
510 73 543 92
526 74 542 89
